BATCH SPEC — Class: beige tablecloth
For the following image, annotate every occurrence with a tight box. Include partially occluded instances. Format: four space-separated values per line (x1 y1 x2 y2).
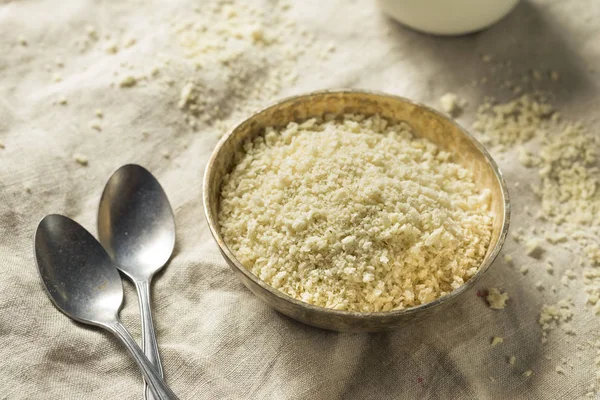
1 0 599 399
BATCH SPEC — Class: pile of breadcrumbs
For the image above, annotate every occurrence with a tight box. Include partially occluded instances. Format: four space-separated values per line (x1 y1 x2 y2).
470 71 600 396
474 93 600 312
219 114 493 312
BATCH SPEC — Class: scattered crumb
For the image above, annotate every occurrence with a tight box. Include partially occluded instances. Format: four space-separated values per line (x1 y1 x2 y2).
550 71 560 81
546 233 568 244
487 288 509 310
555 365 565 374
162 151 170 159
520 265 529 275
539 299 574 341
562 323 576 335
525 238 545 259
18 36 27 46
90 121 102 131
473 94 554 146
74 153 88 166
503 254 513 264
518 146 537 168
95 109 103 118
52 73 62 83
150 65 161 77
86 25 98 40
481 54 492 63
491 336 504 346
123 37 137 48
564 269 576 280
58 96 68 105
439 92 467 117
535 281 545 291
522 370 533 377
119 76 137 87
104 40 119 54
0 141 5 149
508 356 516 365
178 82 195 109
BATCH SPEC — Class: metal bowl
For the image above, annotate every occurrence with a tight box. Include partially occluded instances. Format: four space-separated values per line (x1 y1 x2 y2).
203 90 510 333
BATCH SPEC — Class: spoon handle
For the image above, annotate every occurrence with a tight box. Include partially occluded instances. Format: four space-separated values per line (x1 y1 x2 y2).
108 320 179 400
135 279 164 400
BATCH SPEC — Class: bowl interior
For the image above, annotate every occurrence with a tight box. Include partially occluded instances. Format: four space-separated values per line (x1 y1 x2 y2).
204 90 509 331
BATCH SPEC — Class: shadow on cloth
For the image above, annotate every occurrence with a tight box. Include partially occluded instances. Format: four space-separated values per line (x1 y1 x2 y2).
376 0 594 104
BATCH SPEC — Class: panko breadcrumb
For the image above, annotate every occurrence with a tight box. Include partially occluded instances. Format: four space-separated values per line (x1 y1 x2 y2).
219 114 493 312
486 288 509 310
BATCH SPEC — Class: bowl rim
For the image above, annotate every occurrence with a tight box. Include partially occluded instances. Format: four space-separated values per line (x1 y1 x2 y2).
203 89 510 319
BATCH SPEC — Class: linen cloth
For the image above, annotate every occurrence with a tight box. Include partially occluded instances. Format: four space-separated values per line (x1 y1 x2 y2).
1 0 599 399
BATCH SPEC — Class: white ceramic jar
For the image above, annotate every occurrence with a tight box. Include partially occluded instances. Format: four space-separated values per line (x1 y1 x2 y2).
377 0 520 36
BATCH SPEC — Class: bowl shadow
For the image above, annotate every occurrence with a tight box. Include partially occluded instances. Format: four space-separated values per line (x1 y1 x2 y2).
370 0 594 106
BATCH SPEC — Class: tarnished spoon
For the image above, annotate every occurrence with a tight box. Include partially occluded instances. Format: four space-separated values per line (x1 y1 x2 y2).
98 164 176 400
34 214 179 400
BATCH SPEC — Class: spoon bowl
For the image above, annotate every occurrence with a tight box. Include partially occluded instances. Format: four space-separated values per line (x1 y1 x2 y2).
35 214 123 326
98 164 175 279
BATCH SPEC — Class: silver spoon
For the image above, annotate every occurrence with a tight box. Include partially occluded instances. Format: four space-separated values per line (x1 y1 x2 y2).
98 164 176 400
34 214 179 400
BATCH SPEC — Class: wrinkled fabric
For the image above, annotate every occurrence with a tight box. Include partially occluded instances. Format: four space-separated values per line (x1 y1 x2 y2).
1 0 599 399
